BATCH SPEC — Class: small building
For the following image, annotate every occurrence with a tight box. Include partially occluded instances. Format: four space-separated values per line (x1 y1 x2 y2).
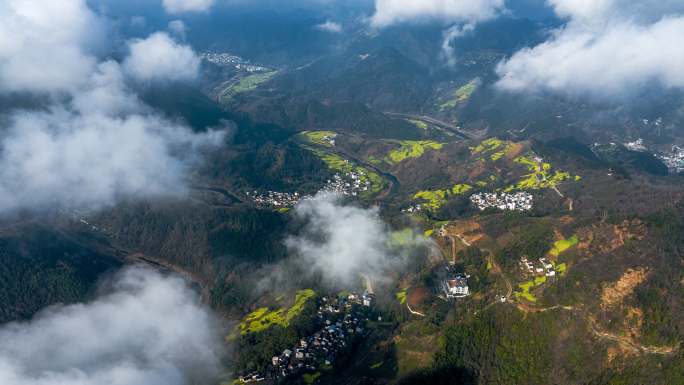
443 274 469 298
325 354 336 365
363 293 375 306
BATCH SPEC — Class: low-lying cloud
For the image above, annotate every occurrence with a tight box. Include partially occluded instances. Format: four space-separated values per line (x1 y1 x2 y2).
441 23 475 66
370 0 505 27
284 194 419 285
495 1 684 100
0 0 227 214
0 266 221 385
124 32 200 83
315 20 343 33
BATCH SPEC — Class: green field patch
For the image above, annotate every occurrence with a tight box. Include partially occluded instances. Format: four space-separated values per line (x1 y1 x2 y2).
555 263 567 277
387 229 423 249
534 276 546 285
472 138 516 162
395 288 408 304
424 229 434 237
518 292 537 301
338 291 350 298
507 157 577 192
300 131 335 147
476 181 487 186
549 235 579 256
409 120 428 129
246 307 268 321
440 80 476 111
300 145 385 195
276 207 291 213
414 184 472 210
514 156 538 171
366 155 382 164
517 281 538 301
370 362 384 369
219 70 278 100
388 141 444 162
235 290 315 334
519 282 535 291
303 373 321 383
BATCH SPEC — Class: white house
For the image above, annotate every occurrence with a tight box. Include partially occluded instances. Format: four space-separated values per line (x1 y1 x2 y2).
443 274 469 298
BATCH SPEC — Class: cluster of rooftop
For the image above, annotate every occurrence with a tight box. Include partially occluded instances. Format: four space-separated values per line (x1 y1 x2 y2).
236 64 266 71
625 138 646 151
520 257 555 277
246 171 373 207
199 53 246 65
246 190 300 206
658 146 684 173
240 297 372 383
401 204 422 213
442 273 470 299
320 133 337 146
470 192 533 211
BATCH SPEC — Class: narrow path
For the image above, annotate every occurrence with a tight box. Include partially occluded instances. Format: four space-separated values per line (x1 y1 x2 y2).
446 234 457 264
568 198 573 211
406 300 425 316
359 273 374 294
552 185 564 197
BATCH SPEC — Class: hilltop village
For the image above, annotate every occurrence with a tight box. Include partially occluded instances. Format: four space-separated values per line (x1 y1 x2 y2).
239 293 375 383
469 192 533 211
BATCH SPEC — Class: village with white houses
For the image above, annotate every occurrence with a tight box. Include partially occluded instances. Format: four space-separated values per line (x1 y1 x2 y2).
239 293 375 383
624 138 646 151
247 171 372 207
320 133 337 146
520 256 556 277
199 52 247 65
469 191 533 211
199 53 267 71
658 145 684 173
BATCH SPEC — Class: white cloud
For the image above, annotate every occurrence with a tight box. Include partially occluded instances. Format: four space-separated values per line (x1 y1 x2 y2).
315 20 343 33
0 0 227 214
282 194 424 285
168 20 187 40
441 23 475 66
546 0 684 24
0 103 226 212
495 1 684 99
0 266 221 385
123 32 200 84
370 0 505 27
546 0 617 23
162 0 215 14
0 0 105 94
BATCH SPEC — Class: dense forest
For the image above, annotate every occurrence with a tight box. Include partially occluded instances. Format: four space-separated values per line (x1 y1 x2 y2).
0 224 121 323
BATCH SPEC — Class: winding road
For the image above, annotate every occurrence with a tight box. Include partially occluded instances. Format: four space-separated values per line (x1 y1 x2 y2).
382 112 483 139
